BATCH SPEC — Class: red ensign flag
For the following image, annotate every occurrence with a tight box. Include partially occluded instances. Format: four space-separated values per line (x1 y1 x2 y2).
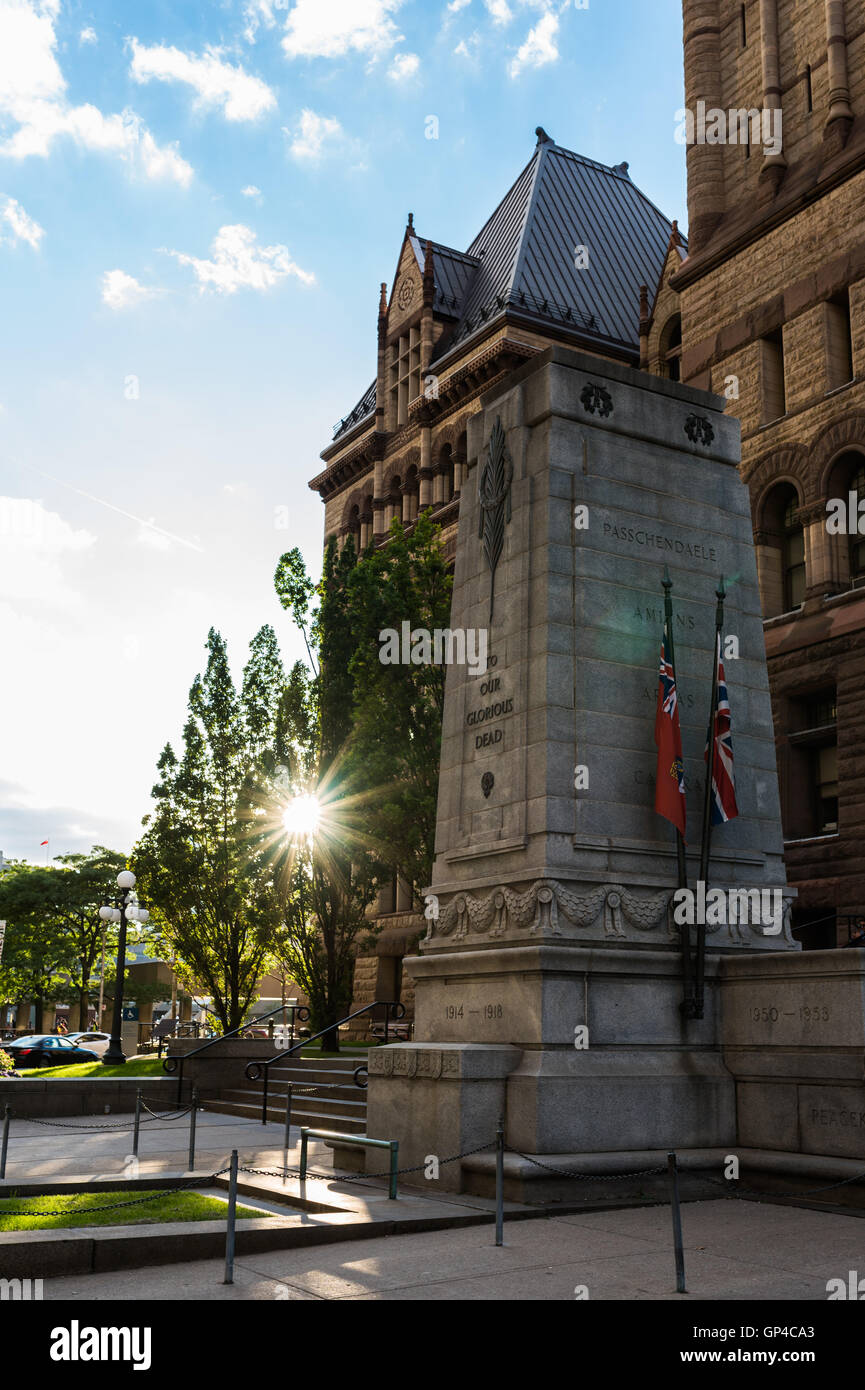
654 623 687 838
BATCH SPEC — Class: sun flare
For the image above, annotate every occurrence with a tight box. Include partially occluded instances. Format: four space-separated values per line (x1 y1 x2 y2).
281 794 321 841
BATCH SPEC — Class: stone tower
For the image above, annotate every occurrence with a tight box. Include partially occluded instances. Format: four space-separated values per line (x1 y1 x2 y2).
674 0 865 942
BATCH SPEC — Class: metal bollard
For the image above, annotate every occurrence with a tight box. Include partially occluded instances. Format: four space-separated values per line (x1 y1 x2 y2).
282 1083 293 1183
188 1088 198 1171
299 1128 309 1183
667 1151 687 1294
223 1148 239 1285
495 1115 505 1247
0 1105 10 1180
389 1142 398 1200
132 1089 142 1159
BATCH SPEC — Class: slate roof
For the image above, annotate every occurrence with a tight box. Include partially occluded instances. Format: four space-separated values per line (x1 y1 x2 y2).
330 134 682 442
409 236 480 316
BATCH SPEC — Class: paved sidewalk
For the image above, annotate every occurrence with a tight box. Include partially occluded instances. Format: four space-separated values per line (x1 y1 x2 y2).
0 1108 332 1181
43 1198 864 1301
4 1110 863 1301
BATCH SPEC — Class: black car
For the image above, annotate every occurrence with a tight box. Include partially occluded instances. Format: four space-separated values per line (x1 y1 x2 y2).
5 1035 100 1068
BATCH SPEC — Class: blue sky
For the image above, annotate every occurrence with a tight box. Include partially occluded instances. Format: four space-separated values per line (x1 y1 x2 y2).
0 0 686 861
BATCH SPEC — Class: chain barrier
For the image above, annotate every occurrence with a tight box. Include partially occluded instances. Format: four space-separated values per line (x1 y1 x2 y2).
507 1149 667 1182
699 1167 865 1201
10 1104 865 1205
140 1100 194 1121
0 1169 231 1219
20 1108 193 1132
140 1094 195 1109
509 1148 865 1198
239 1137 498 1185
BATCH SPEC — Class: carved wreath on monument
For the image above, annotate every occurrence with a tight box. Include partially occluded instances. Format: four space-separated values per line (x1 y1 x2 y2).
423 879 794 945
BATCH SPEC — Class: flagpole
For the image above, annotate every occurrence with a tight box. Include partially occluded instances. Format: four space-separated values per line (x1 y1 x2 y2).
695 575 726 1019
662 567 692 1016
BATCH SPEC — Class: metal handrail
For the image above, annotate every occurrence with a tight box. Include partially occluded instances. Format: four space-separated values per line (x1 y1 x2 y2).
163 1001 311 1103
245 1000 406 1123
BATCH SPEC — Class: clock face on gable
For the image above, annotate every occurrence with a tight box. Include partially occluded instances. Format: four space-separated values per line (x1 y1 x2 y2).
397 278 415 311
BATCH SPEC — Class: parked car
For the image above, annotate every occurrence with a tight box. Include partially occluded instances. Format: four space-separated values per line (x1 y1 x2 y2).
66 1030 112 1057
4 1035 100 1068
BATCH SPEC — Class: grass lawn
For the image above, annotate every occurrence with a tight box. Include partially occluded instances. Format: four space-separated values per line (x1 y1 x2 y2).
19 1057 164 1079
0 1190 269 1231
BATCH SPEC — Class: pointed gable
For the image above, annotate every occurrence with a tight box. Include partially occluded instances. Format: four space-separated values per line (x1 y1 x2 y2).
327 131 682 444
445 137 678 357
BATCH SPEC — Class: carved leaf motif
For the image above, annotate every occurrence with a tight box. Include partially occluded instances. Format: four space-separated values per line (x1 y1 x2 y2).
478 416 513 621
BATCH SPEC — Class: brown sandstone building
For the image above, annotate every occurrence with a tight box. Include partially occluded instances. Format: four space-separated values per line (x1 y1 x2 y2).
310 0 865 1018
667 0 865 946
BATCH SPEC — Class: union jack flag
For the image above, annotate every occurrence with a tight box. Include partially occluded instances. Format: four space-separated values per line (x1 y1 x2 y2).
706 634 738 825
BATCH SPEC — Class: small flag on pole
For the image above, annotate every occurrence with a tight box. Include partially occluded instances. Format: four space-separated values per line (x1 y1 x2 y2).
654 621 687 838
40 840 48 846
705 635 738 825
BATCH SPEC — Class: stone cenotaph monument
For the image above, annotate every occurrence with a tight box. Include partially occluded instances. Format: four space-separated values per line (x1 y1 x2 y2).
363 346 863 1192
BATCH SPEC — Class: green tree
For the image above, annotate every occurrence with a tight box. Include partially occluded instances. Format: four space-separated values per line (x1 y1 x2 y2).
272 537 380 1050
346 510 452 898
133 628 285 1032
271 517 451 1048
0 849 127 1030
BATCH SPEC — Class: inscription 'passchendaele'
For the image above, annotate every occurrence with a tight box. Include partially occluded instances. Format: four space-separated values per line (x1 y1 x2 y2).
603 521 718 562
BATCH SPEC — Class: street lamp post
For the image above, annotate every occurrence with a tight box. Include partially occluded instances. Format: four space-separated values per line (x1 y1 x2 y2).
99 870 149 1066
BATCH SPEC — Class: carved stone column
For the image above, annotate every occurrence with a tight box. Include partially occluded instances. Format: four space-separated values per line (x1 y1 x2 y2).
759 0 787 191
825 0 853 145
683 0 725 252
420 424 433 508
453 451 465 499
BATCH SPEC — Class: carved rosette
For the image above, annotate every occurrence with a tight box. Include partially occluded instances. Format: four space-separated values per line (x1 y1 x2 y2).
684 413 715 447
580 382 614 417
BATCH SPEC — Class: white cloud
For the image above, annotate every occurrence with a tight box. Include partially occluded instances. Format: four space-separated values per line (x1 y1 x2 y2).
79 24 96 44
509 10 559 76
285 108 343 161
101 269 160 310
388 51 418 81
241 184 262 200
485 0 512 23
447 0 472 11
282 0 404 59
242 0 288 42
0 0 192 184
128 39 276 122
0 195 43 247
0 496 95 609
168 223 315 294
454 33 480 58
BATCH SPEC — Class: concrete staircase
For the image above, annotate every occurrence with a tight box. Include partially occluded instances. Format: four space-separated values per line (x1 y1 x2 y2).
207 1055 368 1133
